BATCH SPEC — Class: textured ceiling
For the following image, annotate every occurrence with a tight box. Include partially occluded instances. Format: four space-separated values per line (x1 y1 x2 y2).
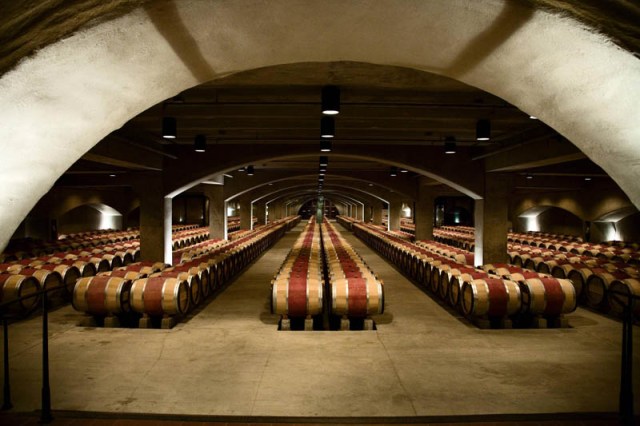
0 0 638 78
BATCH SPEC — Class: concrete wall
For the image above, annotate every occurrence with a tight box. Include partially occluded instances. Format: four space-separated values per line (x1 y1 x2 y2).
58 205 123 235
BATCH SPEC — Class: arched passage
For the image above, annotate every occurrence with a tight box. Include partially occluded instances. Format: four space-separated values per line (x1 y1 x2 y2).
0 0 638 252
57 203 124 236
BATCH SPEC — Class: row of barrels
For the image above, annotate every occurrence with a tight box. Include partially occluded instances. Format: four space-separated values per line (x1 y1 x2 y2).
0 242 144 315
322 220 384 318
432 228 475 252
171 227 210 250
271 219 324 318
1 224 208 263
416 240 474 266
74 217 301 323
348 221 576 326
173 238 226 265
504 250 640 318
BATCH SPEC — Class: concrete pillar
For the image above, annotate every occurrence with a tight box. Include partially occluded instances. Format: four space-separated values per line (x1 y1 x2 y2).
415 185 435 241
253 202 266 227
238 198 251 230
363 203 372 222
474 174 510 266
372 203 383 226
389 201 402 231
137 173 170 263
203 185 225 240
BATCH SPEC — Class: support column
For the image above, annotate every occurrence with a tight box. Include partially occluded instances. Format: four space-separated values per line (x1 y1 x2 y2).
253 202 266 227
203 185 225 240
238 198 251 230
372 203 383 226
389 201 402 231
415 184 435 241
474 174 510 266
363 203 372 222
136 173 170 263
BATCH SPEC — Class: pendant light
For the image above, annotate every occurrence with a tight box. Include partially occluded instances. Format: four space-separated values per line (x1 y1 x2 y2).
194 134 206 152
246 165 254 176
321 116 335 138
320 139 332 152
476 119 491 141
162 116 177 139
321 85 340 115
444 136 457 154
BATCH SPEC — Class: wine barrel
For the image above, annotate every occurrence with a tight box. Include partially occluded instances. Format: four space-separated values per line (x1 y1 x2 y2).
608 278 640 318
449 271 488 308
130 277 190 317
72 276 132 315
585 270 631 308
152 271 201 307
461 279 521 318
0 273 40 315
441 267 478 300
0 263 24 274
271 277 323 317
331 277 384 317
98 269 146 281
520 278 577 316
35 263 81 298
551 263 575 279
14 268 64 301
173 264 211 298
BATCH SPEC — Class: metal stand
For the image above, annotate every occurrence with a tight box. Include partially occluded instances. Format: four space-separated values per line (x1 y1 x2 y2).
40 291 53 424
2 317 12 410
619 297 634 425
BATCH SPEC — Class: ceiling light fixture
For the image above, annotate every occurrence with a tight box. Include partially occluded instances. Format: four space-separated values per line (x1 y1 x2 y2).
319 156 328 167
390 166 398 177
529 115 538 120
584 177 592 181
246 165 254 176
320 139 332 152
400 168 408 173
162 116 177 139
444 136 457 154
526 174 533 180
321 116 335 138
109 174 116 177
321 85 340 115
194 134 206 152
476 119 491 141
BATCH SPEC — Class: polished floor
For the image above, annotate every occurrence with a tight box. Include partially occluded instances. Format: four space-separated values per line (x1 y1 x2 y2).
0 222 638 423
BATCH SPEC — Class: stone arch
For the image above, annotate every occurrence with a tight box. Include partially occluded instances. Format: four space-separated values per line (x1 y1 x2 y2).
1 0 638 251
516 205 584 237
57 203 124 236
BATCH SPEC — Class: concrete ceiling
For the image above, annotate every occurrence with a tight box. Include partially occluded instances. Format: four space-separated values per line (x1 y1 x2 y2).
4 2 635 207
56 61 610 203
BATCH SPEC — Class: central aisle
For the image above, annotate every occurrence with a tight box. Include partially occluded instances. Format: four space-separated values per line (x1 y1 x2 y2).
2 221 638 419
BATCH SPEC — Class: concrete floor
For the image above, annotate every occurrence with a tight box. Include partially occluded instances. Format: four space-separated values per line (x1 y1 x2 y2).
1 222 639 420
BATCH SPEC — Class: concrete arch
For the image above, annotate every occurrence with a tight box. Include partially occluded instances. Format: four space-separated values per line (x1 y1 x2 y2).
224 171 414 202
517 205 584 236
57 203 124 235
1 0 639 251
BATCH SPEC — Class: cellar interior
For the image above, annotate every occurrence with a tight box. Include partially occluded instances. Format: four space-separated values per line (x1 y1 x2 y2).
0 1 639 425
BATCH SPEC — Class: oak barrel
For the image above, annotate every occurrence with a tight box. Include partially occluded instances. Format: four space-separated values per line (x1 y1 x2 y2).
271 277 323 317
461 278 521 318
72 276 132 316
331 277 384 317
520 278 577 316
130 277 190 317
608 278 640 318
0 273 40 315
